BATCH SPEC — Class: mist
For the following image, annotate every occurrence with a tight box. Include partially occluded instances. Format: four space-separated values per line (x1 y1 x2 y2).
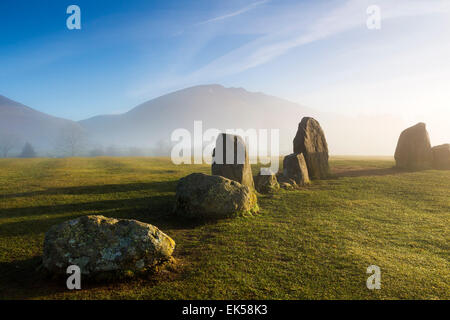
2 85 446 159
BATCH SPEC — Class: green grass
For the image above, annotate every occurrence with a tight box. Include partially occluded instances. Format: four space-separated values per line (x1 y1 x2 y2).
0 156 448 300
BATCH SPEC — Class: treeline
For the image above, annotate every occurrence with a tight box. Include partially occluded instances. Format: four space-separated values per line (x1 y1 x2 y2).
0 127 172 158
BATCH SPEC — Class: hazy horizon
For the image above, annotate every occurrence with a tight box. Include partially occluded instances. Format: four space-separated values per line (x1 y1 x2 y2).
1 0 449 154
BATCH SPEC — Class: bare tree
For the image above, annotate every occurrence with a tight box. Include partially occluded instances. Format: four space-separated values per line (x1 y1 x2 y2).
55 126 87 157
0 133 19 158
152 139 172 156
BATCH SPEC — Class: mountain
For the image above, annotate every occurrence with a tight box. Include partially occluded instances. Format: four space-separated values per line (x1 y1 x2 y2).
1 86 408 157
79 84 316 153
0 95 81 152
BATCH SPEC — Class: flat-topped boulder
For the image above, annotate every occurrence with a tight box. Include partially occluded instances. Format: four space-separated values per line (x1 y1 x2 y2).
431 144 450 170
175 173 258 219
394 123 432 170
293 117 329 179
282 153 310 186
212 133 255 190
42 215 175 277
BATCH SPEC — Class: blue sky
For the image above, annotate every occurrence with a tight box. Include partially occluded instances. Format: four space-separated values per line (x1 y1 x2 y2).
0 0 449 145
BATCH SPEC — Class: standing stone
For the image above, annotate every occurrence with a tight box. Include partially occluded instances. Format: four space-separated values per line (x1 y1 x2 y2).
42 215 175 277
293 117 329 179
282 153 310 186
394 123 432 170
212 133 255 190
431 144 450 170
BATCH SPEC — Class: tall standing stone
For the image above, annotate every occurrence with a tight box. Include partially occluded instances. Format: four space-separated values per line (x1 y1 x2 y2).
212 133 255 190
394 123 432 170
431 144 450 170
293 117 329 179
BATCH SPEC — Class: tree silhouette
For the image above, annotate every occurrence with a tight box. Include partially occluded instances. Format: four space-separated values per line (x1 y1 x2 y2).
19 142 37 158
55 125 87 157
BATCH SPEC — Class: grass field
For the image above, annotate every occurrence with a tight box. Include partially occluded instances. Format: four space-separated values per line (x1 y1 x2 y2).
0 156 448 300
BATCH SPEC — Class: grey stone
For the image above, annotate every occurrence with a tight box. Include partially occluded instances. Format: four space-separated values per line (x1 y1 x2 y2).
212 133 255 190
276 173 298 190
395 123 432 170
282 153 310 186
431 144 450 170
254 173 280 194
293 117 329 179
175 173 258 219
42 215 175 276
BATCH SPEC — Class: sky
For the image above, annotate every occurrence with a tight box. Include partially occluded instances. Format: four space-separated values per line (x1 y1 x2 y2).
0 0 449 145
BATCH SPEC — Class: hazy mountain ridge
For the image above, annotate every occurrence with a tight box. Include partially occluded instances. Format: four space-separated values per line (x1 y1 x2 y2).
0 95 82 152
1 85 409 156
79 84 317 153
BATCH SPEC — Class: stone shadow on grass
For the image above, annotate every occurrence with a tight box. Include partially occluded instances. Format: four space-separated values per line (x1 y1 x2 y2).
0 256 67 300
0 181 216 236
0 181 177 199
0 254 182 300
0 189 213 238
0 181 223 299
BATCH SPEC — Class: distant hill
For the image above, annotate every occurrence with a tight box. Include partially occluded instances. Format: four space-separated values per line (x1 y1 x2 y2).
79 84 316 153
0 95 82 153
1 85 408 156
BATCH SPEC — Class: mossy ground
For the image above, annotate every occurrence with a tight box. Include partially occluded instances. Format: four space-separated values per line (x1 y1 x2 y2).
0 156 448 299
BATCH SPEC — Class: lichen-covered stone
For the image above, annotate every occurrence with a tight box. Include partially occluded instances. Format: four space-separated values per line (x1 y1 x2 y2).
395 123 432 170
42 215 175 276
175 173 258 219
282 153 310 186
280 182 296 190
431 144 450 170
254 173 280 194
276 173 298 190
293 117 329 179
212 133 255 190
